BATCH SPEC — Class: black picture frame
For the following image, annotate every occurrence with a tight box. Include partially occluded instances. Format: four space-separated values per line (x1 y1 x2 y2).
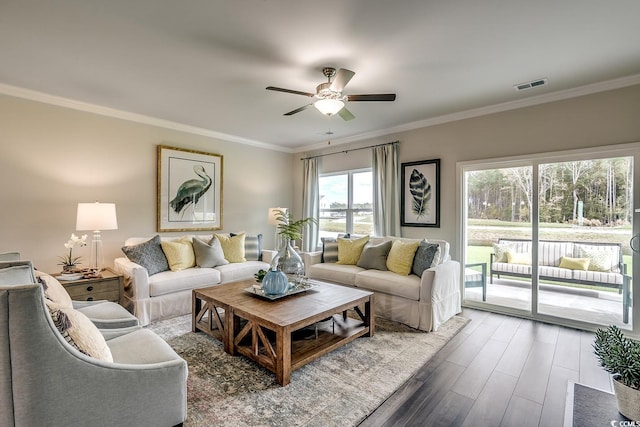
401 159 440 227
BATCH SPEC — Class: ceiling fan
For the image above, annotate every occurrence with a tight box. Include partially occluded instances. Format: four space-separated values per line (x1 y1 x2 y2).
266 67 396 121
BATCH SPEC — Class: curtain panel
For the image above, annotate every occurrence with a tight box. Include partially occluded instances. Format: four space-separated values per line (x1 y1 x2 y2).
372 143 401 236
302 157 320 252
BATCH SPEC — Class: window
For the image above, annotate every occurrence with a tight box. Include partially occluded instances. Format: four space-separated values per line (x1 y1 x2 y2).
319 169 373 238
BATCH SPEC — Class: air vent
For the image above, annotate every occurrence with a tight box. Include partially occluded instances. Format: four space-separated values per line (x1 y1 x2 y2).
514 78 548 91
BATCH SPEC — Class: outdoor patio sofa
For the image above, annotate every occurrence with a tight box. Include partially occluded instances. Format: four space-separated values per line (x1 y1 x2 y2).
490 238 631 323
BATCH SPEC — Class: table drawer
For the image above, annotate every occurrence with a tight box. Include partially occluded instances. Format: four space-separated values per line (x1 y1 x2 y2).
64 279 120 302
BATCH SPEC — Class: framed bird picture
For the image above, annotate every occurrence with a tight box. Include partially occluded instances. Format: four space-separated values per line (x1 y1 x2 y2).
401 159 440 227
157 145 223 232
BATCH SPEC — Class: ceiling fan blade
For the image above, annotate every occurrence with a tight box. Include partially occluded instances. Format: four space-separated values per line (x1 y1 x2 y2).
330 68 355 92
346 94 396 102
338 106 355 121
266 86 315 97
284 104 313 116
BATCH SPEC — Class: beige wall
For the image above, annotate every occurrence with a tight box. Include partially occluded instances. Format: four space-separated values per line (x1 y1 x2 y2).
0 95 293 273
3 84 639 273
292 84 640 259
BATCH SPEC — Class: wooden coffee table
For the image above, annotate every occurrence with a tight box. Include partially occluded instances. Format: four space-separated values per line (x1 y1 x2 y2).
192 279 374 386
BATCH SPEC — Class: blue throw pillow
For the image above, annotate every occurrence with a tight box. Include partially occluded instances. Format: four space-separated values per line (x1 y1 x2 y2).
121 235 169 276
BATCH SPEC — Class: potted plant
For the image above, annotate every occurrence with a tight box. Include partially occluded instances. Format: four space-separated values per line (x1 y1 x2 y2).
58 233 88 273
593 325 640 421
271 209 318 285
273 209 317 246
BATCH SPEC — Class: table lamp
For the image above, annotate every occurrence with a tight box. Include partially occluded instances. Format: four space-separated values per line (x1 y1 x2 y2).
76 202 118 272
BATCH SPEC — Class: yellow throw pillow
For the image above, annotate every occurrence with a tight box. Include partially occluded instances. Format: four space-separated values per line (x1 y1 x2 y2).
215 232 246 263
559 256 590 271
386 240 421 275
506 251 532 265
336 235 370 265
160 237 196 271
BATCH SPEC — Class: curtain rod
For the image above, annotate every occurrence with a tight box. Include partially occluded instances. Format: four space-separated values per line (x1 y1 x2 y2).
299 141 399 161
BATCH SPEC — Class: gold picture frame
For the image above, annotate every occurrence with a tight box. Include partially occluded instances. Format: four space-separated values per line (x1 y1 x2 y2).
157 145 223 232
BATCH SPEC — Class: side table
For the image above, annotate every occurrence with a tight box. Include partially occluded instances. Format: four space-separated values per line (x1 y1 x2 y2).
465 262 487 301
55 268 124 305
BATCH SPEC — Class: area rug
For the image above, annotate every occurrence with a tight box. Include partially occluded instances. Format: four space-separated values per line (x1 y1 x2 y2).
148 314 469 427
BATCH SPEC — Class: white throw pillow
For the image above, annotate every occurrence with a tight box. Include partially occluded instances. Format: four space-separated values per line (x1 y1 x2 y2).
46 301 113 362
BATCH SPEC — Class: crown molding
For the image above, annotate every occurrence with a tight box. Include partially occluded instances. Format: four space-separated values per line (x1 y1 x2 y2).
295 73 640 153
0 83 293 153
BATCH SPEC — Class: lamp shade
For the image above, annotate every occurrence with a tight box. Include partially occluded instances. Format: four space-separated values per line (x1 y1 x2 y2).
314 99 344 116
76 202 118 231
268 207 287 226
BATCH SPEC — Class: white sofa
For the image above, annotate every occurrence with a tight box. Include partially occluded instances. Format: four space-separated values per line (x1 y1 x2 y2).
115 234 274 326
304 236 461 332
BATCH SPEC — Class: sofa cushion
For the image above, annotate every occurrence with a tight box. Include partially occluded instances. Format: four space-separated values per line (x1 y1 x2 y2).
492 242 515 263
355 270 420 301
573 269 624 285
356 240 392 271
387 239 420 275
193 236 229 268
506 251 532 265
161 237 196 271
307 263 364 285
336 235 369 265
321 237 339 263
148 268 221 297
216 233 246 263
558 256 590 271
35 271 73 308
233 233 262 261
577 245 617 272
46 301 113 362
539 266 573 280
412 241 441 277
539 241 574 267
215 260 269 284
121 235 169 276
492 262 531 276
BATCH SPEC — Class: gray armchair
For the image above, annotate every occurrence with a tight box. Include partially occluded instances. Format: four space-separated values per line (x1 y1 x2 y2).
0 261 188 427
2 252 139 329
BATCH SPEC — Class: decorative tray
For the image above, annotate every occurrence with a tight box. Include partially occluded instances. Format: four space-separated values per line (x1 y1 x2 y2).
244 282 317 301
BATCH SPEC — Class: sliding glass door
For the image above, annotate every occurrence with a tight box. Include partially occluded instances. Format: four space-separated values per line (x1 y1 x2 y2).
461 146 636 332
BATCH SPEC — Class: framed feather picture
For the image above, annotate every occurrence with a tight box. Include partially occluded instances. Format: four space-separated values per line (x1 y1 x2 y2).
401 159 440 227
157 145 223 232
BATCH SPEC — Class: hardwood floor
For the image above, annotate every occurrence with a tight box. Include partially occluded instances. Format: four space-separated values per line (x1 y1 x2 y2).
359 308 612 427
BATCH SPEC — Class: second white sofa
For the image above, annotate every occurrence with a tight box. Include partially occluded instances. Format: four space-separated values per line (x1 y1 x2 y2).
304 236 461 332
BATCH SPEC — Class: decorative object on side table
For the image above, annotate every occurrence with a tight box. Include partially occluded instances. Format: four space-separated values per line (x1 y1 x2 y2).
76 202 118 274
271 209 317 286
58 233 87 273
593 325 640 421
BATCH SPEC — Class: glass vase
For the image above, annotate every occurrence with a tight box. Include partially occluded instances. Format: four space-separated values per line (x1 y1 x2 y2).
261 269 289 296
271 238 305 286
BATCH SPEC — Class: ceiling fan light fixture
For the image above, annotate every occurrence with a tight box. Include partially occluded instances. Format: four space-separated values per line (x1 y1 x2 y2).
314 98 344 116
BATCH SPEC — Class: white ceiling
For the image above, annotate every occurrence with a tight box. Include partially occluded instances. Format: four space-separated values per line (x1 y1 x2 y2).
1 0 639 152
